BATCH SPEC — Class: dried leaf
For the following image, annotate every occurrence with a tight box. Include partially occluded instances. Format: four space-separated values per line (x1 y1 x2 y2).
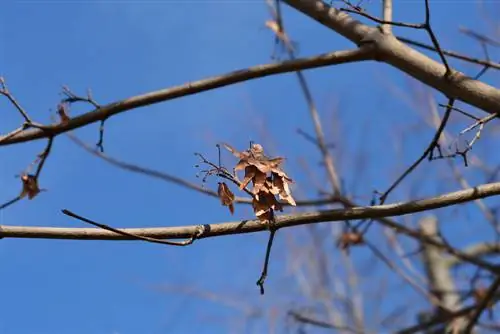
337 232 364 250
20 174 41 200
253 192 283 215
272 173 296 206
57 103 70 124
217 182 235 215
240 165 257 190
222 143 248 159
252 171 267 195
234 159 249 171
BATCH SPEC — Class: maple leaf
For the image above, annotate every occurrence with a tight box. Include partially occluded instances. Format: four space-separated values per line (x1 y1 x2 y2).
217 182 235 215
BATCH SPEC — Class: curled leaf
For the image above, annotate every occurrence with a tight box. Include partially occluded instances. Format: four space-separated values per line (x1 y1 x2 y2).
240 165 257 190
217 182 235 215
272 173 296 206
20 174 41 200
252 171 267 195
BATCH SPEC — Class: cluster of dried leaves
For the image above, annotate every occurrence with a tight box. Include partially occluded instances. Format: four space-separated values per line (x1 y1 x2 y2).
217 143 296 222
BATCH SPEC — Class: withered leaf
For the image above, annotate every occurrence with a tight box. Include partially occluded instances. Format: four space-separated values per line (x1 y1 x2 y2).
252 171 267 195
57 103 70 124
240 165 257 190
253 192 283 215
272 173 296 206
222 143 249 159
337 232 364 251
217 182 235 215
20 174 41 200
234 159 248 171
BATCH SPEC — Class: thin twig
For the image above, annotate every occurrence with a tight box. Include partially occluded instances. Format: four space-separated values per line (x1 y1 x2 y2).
396 36 500 71
62 209 202 246
267 0 341 194
256 225 277 295
379 98 455 204
464 276 500 333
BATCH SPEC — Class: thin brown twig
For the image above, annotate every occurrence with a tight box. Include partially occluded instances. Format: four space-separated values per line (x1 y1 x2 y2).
267 0 341 194
396 36 500 71
0 77 33 123
256 225 277 295
341 0 421 29
288 311 364 333
397 304 477 334
464 276 500 332
67 133 333 207
379 98 455 204
62 209 202 247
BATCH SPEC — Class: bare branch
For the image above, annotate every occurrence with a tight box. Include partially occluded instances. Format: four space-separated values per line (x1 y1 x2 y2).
62 209 202 247
0 47 375 146
283 0 500 115
0 182 499 244
464 277 500 332
446 243 500 267
381 0 393 34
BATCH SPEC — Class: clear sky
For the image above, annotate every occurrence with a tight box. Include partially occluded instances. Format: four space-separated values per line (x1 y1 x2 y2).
1 1 499 333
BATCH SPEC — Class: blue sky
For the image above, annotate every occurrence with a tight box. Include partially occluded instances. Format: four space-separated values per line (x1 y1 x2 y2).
1 1 499 333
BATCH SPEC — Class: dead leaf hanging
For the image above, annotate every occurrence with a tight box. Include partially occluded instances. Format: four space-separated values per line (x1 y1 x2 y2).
20 174 41 200
217 182 235 215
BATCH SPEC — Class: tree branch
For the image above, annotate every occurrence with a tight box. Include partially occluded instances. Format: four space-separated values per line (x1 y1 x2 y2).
0 47 375 146
446 243 500 268
283 0 500 115
1 182 500 243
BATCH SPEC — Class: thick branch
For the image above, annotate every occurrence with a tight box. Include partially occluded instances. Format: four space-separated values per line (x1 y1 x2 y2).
0 47 374 146
2 181 500 241
420 216 469 332
283 0 500 115
446 243 500 267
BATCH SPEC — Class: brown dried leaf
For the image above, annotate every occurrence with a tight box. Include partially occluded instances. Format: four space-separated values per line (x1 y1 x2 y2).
240 165 257 190
337 232 364 250
272 173 296 206
252 192 283 216
217 182 235 215
249 143 264 157
222 143 243 158
252 171 267 195
20 174 41 200
57 103 70 124
234 159 249 171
